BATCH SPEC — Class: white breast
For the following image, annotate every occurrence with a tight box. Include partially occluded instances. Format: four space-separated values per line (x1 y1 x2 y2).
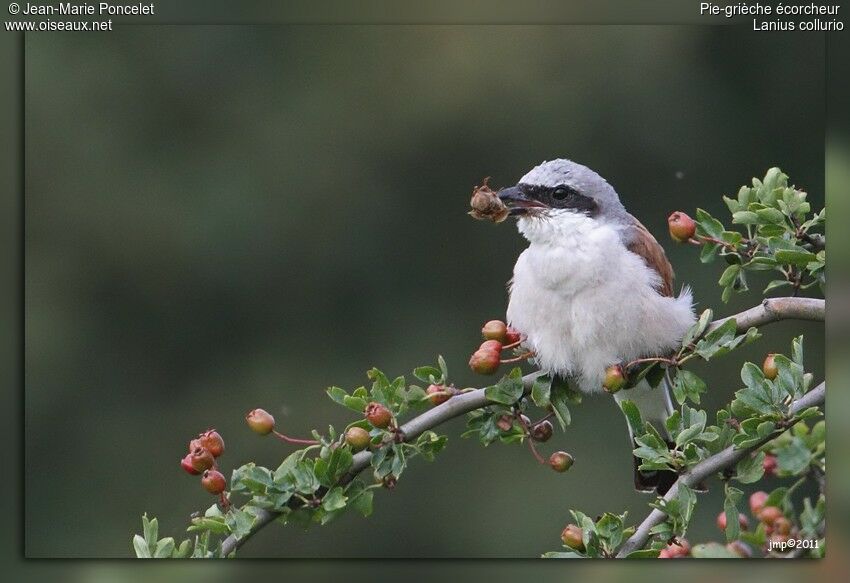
506 212 695 393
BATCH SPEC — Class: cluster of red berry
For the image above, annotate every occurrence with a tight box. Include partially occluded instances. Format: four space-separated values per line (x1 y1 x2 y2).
468 319 524 375
179 429 227 497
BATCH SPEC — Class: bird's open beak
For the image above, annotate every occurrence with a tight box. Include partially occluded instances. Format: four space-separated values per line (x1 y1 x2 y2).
498 186 547 216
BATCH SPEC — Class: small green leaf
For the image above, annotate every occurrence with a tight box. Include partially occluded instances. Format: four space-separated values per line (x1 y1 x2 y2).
775 249 818 267
133 534 151 558
225 507 255 541
530 375 552 408
153 537 175 558
321 486 348 512
484 368 525 405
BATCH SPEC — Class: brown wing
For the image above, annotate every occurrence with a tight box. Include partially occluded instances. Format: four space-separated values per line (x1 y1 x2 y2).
626 218 674 297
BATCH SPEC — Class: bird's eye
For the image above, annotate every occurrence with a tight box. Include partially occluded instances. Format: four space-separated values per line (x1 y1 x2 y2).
552 186 570 200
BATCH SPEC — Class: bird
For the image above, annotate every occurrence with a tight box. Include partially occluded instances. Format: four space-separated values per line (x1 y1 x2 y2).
497 158 696 494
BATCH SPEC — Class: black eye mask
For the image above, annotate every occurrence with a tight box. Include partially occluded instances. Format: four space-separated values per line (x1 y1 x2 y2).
518 184 599 216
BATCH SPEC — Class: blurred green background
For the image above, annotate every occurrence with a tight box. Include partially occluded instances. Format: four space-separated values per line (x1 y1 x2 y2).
25 25 824 558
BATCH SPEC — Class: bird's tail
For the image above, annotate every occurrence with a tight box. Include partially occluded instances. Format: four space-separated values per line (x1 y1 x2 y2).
613 378 678 495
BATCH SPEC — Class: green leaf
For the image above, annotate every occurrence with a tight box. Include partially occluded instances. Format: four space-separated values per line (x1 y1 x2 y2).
723 484 744 542
347 482 374 517
700 242 720 263
734 451 765 483
691 542 741 558
696 208 724 238
314 447 353 488
549 381 573 430
682 309 713 347
225 507 255 541
133 534 151 558
755 207 785 224
775 249 818 267
484 368 525 405
775 437 813 474
321 486 348 512
620 400 643 437
672 370 706 405
413 366 441 384
530 375 552 408
142 514 158 549
732 210 759 224
342 395 367 412
694 318 737 359
718 264 740 287
326 386 348 405
153 537 175 558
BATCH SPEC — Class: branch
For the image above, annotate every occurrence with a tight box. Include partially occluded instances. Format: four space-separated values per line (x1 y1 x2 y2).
219 296 824 556
708 297 823 333
616 381 825 558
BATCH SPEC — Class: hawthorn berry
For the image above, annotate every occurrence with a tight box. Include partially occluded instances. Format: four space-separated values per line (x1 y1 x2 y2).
180 453 201 475
716 511 749 531
469 349 500 375
426 384 451 406
479 339 503 353
201 469 227 495
762 453 778 477
345 426 371 451
245 408 275 435
762 354 779 380
773 516 792 536
481 320 508 342
668 211 696 243
602 364 627 394
659 539 690 558
188 447 215 473
759 506 784 526
198 429 225 458
749 491 769 517
549 451 574 473
496 415 514 432
560 524 585 551
504 327 522 345
365 402 392 429
531 420 554 442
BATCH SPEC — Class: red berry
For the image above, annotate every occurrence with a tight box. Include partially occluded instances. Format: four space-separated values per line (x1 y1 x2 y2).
481 320 508 342
668 211 696 243
762 354 778 380
549 451 574 472
180 454 201 475
469 348 500 375
661 539 690 558
759 506 784 526
345 426 371 451
365 402 392 429
531 420 553 442
560 524 585 551
773 516 792 536
426 384 451 406
504 327 522 345
657 549 673 559
749 491 769 517
201 469 227 494
479 339 503 353
716 511 749 531
496 415 514 432
188 447 215 472
762 453 778 476
198 429 225 458
245 408 275 435
602 364 627 394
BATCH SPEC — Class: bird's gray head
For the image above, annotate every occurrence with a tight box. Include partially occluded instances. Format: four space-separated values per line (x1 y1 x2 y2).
497 159 627 223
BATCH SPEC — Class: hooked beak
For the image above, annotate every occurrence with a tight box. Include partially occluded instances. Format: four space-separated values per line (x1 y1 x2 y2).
498 185 547 216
